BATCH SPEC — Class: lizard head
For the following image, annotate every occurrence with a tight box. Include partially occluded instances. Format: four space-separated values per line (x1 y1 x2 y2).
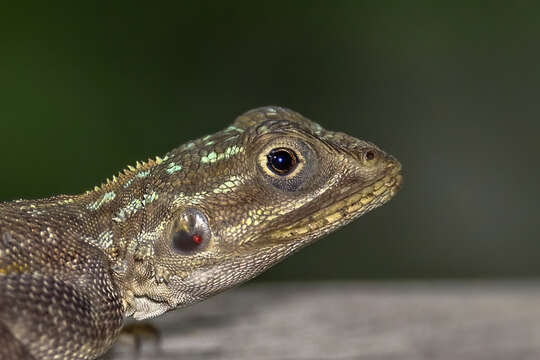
120 106 402 319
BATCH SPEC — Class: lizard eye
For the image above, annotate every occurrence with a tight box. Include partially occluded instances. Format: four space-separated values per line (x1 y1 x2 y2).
172 209 210 254
267 148 298 175
257 138 316 192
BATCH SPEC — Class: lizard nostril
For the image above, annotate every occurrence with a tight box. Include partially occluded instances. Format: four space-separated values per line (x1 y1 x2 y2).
365 150 376 161
362 149 379 164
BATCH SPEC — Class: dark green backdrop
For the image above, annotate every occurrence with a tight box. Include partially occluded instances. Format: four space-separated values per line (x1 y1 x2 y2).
1 2 539 280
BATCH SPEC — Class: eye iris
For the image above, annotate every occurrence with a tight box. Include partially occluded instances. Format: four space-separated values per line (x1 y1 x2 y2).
267 149 297 175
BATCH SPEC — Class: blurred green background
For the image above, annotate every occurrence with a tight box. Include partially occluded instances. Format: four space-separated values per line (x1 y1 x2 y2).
1 2 538 280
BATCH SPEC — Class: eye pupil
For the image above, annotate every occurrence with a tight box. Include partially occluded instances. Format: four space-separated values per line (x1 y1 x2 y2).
365 150 375 161
267 149 297 175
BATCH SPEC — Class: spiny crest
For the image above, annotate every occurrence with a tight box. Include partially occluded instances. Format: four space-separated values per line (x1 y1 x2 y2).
91 156 166 193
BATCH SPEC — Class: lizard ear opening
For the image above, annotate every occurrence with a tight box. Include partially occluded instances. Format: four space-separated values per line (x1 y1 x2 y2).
171 209 211 255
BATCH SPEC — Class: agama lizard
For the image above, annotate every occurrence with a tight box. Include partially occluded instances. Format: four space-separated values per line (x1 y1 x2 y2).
0 106 402 359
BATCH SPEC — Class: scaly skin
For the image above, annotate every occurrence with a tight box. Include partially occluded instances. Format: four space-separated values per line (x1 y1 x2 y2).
0 106 402 359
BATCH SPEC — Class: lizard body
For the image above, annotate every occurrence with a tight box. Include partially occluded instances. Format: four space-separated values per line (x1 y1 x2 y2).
0 106 402 359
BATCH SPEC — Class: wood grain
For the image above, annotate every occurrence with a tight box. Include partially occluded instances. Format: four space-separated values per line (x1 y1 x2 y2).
104 282 540 360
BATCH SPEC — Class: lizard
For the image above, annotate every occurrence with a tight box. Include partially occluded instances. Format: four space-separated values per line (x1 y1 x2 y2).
0 106 402 360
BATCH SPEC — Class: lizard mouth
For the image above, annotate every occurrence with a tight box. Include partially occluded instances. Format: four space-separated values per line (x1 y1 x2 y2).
270 161 402 242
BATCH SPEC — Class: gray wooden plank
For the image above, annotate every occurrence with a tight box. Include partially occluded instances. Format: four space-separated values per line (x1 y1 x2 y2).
103 282 540 360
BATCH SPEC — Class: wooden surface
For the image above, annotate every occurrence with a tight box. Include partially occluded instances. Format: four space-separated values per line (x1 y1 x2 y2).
104 282 540 360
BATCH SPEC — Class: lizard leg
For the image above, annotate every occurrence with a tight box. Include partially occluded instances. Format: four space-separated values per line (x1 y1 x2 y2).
120 322 161 353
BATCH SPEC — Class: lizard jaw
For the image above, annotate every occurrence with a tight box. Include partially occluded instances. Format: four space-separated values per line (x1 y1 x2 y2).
269 163 402 243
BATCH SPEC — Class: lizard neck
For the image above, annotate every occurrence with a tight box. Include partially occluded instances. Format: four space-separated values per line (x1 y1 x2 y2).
78 156 165 252
75 157 173 315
